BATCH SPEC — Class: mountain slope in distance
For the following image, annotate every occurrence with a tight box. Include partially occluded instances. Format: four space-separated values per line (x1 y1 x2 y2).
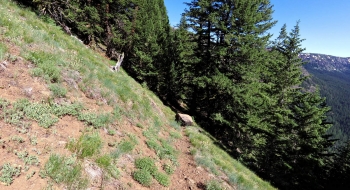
301 53 350 142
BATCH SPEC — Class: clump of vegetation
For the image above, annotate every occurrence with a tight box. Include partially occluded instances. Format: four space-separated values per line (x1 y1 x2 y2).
0 99 85 129
48 83 67 98
11 135 24 143
15 150 40 166
206 180 223 190
133 157 171 187
0 163 21 186
135 157 157 175
133 169 153 187
25 51 61 83
169 131 182 139
24 102 58 128
78 112 113 128
136 123 144 129
95 154 119 178
26 170 36 180
50 102 83 117
153 171 170 187
146 138 178 163
40 154 88 189
169 121 181 130
111 134 138 158
163 163 175 175
107 129 116 136
67 133 102 158
143 124 179 169
30 134 38 145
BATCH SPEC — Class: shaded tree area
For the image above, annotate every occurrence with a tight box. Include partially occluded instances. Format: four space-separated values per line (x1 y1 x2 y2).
12 0 350 189
16 0 171 94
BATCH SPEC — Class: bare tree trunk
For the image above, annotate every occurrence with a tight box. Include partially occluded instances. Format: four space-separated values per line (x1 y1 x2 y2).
111 52 124 72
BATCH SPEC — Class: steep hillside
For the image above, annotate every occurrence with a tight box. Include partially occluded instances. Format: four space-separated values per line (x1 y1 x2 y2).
0 1 274 189
301 53 350 142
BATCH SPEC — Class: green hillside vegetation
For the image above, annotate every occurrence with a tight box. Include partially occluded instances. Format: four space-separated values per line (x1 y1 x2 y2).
3 0 350 189
0 0 276 189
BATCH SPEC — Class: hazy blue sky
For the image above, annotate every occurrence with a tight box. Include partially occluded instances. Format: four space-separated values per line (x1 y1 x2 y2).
164 0 350 57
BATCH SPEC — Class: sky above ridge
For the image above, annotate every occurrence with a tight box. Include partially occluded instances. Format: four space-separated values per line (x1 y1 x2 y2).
164 0 350 57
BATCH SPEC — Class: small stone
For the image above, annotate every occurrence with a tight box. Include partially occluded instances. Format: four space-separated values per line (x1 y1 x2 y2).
108 142 116 147
23 87 33 97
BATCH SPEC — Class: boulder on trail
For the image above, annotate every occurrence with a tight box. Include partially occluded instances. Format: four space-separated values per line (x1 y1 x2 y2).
176 113 193 126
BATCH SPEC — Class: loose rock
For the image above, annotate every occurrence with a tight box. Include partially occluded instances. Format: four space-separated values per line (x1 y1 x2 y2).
176 113 193 126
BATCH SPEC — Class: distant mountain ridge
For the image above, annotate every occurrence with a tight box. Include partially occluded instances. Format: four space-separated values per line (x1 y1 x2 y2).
300 53 350 72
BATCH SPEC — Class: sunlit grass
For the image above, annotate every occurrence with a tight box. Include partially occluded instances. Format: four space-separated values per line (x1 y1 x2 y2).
185 126 275 190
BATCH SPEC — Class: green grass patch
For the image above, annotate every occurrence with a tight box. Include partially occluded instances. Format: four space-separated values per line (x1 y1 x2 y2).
195 156 219 176
185 126 275 190
0 43 8 60
111 134 138 158
67 133 102 158
48 83 67 98
133 169 153 187
78 112 113 128
107 129 116 136
169 130 182 139
146 138 178 163
134 157 157 175
51 102 83 117
206 180 223 190
40 154 88 190
153 171 170 187
11 135 24 143
24 51 61 83
95 154 119 178
133 157 170 187
169 120 181 130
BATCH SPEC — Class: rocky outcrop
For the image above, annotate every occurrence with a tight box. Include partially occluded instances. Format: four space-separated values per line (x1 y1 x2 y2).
176 113 193 126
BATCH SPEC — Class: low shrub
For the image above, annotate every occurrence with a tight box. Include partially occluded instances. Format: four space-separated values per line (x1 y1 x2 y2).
67 133 102 158
40 154 88 190
49 83 67 98
134 157 157 175
154 171 170 187
133 169 152 187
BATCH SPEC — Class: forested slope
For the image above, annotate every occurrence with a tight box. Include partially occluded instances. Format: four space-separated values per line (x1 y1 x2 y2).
302 53 350 144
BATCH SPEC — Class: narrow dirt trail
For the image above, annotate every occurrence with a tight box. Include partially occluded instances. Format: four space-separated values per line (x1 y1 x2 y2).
170 128 213 190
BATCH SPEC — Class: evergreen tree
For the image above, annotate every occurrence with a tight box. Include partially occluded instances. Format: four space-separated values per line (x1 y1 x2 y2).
326 141 350 190
166 15 198 107
125 0 170 92
183 0 276 156
255 23 334 189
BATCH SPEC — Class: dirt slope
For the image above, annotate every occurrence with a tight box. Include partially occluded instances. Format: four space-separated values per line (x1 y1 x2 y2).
0 41 216 189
